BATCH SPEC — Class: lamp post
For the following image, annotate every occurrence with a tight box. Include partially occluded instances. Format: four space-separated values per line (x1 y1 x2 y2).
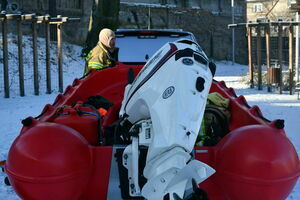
296 12 299 82
231 0 235 64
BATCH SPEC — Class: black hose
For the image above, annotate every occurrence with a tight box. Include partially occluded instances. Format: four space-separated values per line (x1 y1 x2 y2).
81 104 104 146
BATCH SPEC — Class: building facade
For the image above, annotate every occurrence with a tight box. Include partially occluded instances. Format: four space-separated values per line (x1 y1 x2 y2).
246 0 300 22
245 0 300 65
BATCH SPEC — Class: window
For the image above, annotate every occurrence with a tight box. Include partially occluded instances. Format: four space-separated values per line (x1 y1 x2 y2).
116 33 193 63
288 0 297 7
253 4 263 13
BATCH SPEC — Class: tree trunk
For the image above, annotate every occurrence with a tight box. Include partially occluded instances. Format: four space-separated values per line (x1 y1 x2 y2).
49 0 57 41
85 0 120 53
180 0 188 8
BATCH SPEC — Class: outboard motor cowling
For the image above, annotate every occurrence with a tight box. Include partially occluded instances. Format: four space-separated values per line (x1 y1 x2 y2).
119 40 216 200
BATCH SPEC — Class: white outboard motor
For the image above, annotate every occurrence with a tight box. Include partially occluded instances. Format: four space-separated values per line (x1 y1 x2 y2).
119 39 216 200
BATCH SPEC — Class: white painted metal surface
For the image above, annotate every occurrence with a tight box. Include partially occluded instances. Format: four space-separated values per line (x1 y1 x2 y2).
120 40 215 199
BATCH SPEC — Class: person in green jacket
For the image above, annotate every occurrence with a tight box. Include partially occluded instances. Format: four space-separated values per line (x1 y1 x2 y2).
84 28 118 75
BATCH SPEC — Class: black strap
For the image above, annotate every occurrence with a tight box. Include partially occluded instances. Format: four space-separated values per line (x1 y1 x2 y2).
81 103 104 146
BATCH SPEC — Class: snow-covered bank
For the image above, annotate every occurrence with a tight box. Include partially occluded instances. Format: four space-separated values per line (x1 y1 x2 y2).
0 35 84 200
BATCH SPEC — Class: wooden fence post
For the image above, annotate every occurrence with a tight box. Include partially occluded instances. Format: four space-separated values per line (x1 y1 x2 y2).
49 0 57 41
32 16 39 95
45 15 51 94
0 14 79 98
247 24 254 88
289 25 294 95
278 24 283 94
2 13 9 98
17 14 25 96
57 21 63 93
265 23 271 92
256 25 262 90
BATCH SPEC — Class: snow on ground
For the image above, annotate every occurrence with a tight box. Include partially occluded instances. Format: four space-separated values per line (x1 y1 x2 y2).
0 39 299 199
214 61 300 200
0 35 85 200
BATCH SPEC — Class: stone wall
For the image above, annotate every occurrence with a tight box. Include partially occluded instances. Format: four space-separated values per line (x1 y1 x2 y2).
4 0 93 45
119 2 247 63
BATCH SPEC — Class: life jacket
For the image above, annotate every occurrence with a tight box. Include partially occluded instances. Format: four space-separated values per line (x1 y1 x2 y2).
197 92 231 146
0 160 5 166
98 108 108 116
84 43 118 75
84 50 93 75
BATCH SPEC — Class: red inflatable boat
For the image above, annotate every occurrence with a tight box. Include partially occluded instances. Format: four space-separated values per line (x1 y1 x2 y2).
4 63 300 200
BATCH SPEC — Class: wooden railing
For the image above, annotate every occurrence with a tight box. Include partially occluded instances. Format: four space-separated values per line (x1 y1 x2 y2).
0 13 80 98
229 21 300 95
